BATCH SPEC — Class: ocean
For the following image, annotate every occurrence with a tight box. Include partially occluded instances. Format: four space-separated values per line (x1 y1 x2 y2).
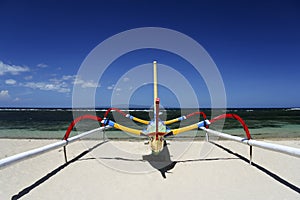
0 108 299 140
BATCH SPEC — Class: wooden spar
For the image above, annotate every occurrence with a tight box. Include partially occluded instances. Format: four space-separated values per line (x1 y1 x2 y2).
153 61 158 101
153 60 159 138
200 127 300 160
0 126 108 169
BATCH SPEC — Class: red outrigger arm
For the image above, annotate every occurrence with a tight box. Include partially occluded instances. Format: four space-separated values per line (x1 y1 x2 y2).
209 113 251 139
103 107 126 118
103 107 149 125
63 115 103 140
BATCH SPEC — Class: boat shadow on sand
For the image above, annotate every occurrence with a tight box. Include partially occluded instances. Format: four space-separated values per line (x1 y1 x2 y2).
11 140 300 199
140 142 239 179
142 141 177 179
96 141 236 179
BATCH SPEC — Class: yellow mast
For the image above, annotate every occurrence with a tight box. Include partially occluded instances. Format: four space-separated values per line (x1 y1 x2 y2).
153 60 159 139
153 60 158 104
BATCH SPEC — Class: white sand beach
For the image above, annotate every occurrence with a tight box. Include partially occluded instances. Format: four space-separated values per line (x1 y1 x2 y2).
1 139 300 199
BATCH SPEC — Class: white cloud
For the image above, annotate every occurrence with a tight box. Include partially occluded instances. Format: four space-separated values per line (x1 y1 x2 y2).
5 79 17 85
25 75 78 93
57 88 71 93
0 90 10 99
24 76 33 80
37 63 48 68
13 97 20 102
106 84 122 92
81 81 99 88
73 76 100 88
0 61 29 75
123 77 130 82
23 82 71 93
21 74 100 94
107 84 115 90
62 75 75 81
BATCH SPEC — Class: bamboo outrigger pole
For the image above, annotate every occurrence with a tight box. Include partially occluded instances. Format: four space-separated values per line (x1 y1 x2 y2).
0 127 108 169
200 127 300 163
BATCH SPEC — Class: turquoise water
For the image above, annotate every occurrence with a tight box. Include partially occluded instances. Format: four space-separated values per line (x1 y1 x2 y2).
0 108 299 140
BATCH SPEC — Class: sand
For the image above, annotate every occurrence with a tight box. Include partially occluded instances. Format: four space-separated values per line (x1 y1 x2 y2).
0 138 300 200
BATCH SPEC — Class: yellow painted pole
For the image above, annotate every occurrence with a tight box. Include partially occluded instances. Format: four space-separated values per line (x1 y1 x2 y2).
164 118 180 125
132 117 149 125
153 60 159 136
113 123 142 135
171 123 199 135
153 60 158 105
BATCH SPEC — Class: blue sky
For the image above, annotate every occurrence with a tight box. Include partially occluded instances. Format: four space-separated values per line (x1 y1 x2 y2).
0 0 299 108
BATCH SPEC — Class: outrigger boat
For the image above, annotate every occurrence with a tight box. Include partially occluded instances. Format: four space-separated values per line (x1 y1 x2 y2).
63 61 251 155
0 61 300 168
